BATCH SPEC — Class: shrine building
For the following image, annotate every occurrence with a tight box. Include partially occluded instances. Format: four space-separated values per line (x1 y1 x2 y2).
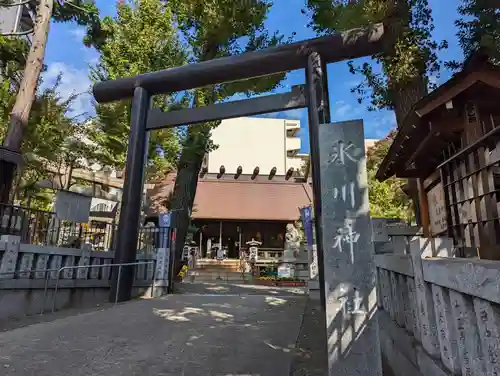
375 52 500 260
148 116 311 262
148 116 378 261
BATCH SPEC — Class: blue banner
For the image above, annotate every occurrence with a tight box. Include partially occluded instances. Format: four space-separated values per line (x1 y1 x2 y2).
300 206 313 246
158 212 172 248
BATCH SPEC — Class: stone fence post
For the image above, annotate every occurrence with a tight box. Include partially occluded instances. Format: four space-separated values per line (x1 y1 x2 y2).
0 235 20 279
152 246 171 297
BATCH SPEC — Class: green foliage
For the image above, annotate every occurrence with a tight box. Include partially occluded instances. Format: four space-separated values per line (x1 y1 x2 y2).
454 0 500 65
85 0 186 180
366 131 412 220
0 0 100 81
165 0 294 167
0 74 95 207
0 35 28 80
52 0 99 24
305 0 446 115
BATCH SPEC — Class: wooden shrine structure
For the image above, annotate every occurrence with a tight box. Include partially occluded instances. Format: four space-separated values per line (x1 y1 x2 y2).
376 52 500 259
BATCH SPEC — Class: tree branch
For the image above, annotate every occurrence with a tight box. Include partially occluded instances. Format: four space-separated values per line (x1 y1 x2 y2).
58 0 92 14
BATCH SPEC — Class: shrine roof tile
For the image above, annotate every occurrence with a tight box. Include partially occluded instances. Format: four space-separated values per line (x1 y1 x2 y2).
147 176 312 221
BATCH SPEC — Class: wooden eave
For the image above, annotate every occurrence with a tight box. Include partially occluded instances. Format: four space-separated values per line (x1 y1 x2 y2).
376 56 500 182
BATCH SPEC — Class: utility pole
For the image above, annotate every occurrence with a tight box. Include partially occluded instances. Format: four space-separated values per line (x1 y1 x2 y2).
0 0 54 204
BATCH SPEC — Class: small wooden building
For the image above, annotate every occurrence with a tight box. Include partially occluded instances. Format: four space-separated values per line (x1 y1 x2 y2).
376 53 500 259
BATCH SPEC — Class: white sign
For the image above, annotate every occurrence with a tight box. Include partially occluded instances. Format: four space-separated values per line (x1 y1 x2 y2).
249 246 258 262
309 244 318 280
54 191 91 223
427 183 447 236
278 263 294 278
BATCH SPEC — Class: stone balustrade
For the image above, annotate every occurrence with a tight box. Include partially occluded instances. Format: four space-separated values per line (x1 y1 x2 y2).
0 235 168 322
375 227 500 376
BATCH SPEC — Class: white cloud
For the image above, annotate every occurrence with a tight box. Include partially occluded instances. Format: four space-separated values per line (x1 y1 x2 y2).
41 61 94 119
68 27 100 66
69 28 86 42
365 111 396 139
333 100 360 119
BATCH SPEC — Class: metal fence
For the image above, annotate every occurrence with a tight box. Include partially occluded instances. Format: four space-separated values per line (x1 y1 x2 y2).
0 204 171 252
51 261 155 312
0 203 117 250
0 261 156 316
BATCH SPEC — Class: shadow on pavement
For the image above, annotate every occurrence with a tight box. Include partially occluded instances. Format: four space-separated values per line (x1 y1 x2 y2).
175 281 308 296
0 291 308 376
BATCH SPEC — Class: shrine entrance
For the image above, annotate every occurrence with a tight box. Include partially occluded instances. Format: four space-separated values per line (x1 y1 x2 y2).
195 219 287 260
92 23 386 376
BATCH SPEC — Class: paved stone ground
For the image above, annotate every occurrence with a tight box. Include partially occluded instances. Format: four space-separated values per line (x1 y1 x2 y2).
0 301 118 333
175 281 308 296
0 283 307 376
290 296 328 376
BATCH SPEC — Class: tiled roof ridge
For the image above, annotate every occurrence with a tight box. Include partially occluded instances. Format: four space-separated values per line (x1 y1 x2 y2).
198 179 307 186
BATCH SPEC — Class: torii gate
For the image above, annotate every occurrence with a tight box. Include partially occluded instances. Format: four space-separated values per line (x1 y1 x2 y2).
92 23 386 376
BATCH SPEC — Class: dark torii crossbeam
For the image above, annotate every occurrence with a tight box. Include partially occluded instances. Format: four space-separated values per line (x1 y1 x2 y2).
92 23 386 307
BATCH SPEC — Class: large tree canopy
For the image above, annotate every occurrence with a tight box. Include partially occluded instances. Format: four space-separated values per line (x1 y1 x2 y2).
84 0 186 181
305 0 446 126
455 0 500 64
0 0 102 204
0 75 95 208
304 0 447 222
165 0 292 265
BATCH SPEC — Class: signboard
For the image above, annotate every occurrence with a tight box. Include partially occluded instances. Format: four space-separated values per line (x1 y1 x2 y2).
54 191 91 223
158 213 172 248
249 246 258 262
427 182 447 235
278 263 294 278
159 212 171 228
371 218 389 243
309 244 318 280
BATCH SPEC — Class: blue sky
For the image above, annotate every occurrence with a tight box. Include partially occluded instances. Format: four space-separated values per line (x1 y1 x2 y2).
43 0 464 154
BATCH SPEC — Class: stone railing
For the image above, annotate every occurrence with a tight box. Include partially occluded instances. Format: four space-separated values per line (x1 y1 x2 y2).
374 228 500 376
0 235 170 322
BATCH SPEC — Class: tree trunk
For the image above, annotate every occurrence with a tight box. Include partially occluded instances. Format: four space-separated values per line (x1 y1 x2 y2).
0 0 54 203
169 41 218 276
392 77 428 128
170 127 209 275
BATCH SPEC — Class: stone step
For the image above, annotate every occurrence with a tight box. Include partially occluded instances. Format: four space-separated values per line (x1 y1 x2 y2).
187 271 248 282
195 264 241 269
194 260 242 272
196 260 240 266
